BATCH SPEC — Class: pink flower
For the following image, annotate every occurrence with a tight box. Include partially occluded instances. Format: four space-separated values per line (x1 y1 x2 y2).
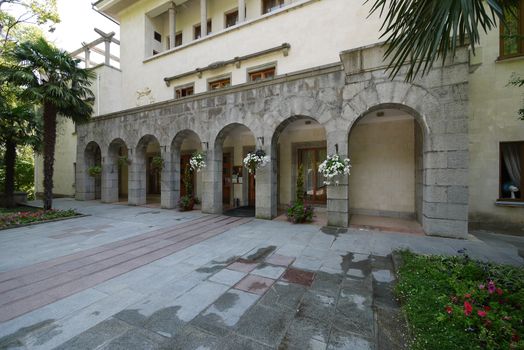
488 281 496 294
479 284 485 290
464 301 473 316
464 293 471 299
477 310 487 317
445 306 453 314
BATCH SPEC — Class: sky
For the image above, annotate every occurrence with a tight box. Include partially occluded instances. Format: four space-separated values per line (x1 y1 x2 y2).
46 0 120 52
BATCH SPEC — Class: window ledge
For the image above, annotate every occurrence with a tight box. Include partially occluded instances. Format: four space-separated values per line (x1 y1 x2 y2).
496 54 524 63
495 200 524 207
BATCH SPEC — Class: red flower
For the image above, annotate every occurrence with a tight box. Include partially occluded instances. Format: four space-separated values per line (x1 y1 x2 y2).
464 293 471 299
464 301 473 316
445 306 453 314
496 288 503 296
477 310 487 317
483 305 491 312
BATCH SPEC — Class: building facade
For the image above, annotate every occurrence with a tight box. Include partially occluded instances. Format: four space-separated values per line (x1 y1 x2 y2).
35 0 524 237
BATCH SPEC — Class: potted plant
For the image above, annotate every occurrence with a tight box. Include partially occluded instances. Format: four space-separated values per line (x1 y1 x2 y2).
118 156 130 168
151 155 164 170
243 149 270 175
178 166 195 211
287 164 314 223
318 154 351 185
189 152 206 172
87 165 102 177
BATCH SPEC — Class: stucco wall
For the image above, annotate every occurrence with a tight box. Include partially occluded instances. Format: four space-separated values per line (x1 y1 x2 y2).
349 118 415 216
34 117 77 197
117 0 383 109
468 22 524 231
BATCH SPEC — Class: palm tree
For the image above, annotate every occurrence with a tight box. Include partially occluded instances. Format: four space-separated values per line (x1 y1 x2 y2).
0 37 93 210
367 0 520 81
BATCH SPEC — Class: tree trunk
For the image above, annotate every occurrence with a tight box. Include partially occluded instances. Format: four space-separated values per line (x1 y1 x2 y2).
3 140 16 208
42 102 57 210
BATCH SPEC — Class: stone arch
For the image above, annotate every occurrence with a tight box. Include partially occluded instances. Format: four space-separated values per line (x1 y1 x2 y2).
82 141 102 200
165 129 204 209
129 134 162 206
103 138 129 203
202 123 256 215
270 115 328 216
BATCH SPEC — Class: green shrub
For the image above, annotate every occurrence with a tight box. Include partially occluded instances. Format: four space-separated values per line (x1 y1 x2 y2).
396 250 524 350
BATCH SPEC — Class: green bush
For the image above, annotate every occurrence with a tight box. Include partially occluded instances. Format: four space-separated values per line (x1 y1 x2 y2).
0 146 35 199
396 250 524 350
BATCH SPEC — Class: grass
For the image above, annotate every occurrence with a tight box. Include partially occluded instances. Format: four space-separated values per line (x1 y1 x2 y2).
396 250 524 350
0 207 79 229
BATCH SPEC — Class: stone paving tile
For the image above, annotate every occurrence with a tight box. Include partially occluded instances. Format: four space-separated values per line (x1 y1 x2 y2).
234 275 275 295
168 325 221 350
190 289 259 336
227 260 258 273
209 268 247 286
279 315 331 349
217 333 272 350
100 326 171 350
259 281 307 310
282 268 315 287
292 256 323 271
265 253 295 267
375 306 409 350
327 328 374 350
251 263 286 279
235 304 295 347
297 289 337 323
309 271 344 298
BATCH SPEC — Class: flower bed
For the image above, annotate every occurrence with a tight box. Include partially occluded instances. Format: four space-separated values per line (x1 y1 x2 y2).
396 250 524 350
0 208 79 229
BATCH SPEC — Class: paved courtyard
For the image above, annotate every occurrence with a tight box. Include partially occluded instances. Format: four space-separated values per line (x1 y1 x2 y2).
0 199 522 350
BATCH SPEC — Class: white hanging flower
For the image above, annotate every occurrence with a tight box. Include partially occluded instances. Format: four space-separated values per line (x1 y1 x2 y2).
318 154 351 186
189 152 206 172
243 150 270 174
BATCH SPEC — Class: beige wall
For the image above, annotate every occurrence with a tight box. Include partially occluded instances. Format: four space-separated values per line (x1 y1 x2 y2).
34 117 77 197
468 20 524 230
349 117 416 216
115 0 383 109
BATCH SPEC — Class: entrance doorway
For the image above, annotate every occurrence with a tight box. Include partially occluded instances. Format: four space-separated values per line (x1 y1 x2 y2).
223 152 232 206
298 147 327 204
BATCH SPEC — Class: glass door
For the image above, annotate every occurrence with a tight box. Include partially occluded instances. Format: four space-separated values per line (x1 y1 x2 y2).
298 148 327 204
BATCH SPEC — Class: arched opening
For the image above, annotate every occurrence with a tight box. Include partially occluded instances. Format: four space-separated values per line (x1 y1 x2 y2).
107 138 129 204
214 123 256 216
271 116 327 225
348 107 424 233
84 141 102 200
171 130 203 210
136 135 162 206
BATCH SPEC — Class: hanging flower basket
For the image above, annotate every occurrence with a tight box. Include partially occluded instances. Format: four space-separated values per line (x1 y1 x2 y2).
318 154 351 185
118 156 131 168
151 156 164 170
189 152 206 172
88 165 102 177
243 149 270 174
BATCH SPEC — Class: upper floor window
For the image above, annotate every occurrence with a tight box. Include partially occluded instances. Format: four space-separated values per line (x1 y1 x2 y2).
175 32 183 47
175 84 194 99
249 66 276 82
209 78 231 90
154 31 162 42
499 141 523 201
500 1 524 58
225 10 239 28
194 20 212 40
262 0 284 14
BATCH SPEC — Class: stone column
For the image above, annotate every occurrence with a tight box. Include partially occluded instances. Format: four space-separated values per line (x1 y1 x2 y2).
326 131 349 227
75 145 90 201
84 47 90 68
101 155 119 203
238 0 245 22
202 145 222 214
161 146 177 209
104 40 111 65
168 4 177 49
255 142 277 219
200 0 207 38
128 149 147 206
